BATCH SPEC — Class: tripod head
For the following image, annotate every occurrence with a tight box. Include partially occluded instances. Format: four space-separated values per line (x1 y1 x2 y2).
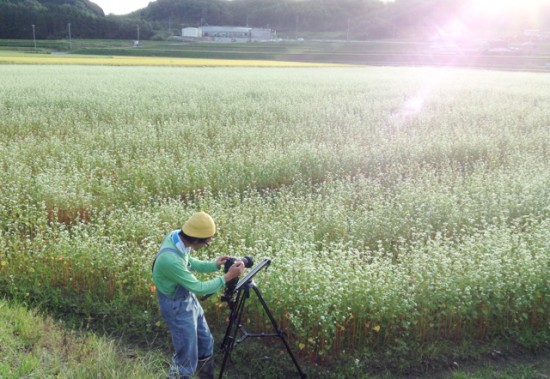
221 258 271 303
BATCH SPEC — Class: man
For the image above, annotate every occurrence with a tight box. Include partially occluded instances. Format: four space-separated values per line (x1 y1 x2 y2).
152 211 245 379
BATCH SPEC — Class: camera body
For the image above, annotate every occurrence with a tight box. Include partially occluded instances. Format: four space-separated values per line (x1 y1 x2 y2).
223 255 254 273
222 255 254 301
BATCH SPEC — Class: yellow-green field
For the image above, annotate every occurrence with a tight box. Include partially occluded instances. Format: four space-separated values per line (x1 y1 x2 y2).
0 50 344 67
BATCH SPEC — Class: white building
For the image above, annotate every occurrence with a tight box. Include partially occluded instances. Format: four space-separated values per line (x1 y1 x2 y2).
182 27 200 38
181 26 274 42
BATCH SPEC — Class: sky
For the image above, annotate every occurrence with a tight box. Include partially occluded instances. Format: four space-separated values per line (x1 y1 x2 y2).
93 1 152 16
93 0 397 15
91 0 401 16
92 0 546 17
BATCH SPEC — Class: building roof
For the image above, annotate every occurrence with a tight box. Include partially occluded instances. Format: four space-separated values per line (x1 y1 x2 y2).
200 26 252 33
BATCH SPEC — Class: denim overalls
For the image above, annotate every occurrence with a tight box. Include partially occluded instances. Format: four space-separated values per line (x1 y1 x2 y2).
154 248 215 379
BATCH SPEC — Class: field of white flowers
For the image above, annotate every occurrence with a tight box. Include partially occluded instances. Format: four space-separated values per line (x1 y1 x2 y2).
0 64 548 370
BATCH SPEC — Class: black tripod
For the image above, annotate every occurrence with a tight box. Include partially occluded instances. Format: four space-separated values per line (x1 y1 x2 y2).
218 259 307 379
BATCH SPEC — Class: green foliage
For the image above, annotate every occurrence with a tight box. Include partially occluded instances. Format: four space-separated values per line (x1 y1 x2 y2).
0 299 165 378
0 65 549 372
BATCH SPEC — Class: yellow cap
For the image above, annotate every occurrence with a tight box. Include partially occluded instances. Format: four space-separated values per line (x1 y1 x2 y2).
182 212 216 238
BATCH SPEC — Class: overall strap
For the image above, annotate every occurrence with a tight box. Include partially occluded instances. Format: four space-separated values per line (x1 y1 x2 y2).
151 247 179 273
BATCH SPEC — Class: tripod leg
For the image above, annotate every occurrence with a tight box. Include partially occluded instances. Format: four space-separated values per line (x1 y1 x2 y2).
251 285 307 379
218 290 248 379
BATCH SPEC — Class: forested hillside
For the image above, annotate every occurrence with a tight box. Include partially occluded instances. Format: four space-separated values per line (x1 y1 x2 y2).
0 0 152 39
1 0 549 43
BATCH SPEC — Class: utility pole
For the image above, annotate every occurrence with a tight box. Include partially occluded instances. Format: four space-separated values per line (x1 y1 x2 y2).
68 23 72 50
137 24 140 42
32 24 36 50
347 18 350 42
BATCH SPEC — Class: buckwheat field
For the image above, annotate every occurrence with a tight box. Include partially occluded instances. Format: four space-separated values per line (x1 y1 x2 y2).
1 64 548 367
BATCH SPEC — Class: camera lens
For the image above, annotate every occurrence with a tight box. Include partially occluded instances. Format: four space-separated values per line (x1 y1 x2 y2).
241 256 254 268
224 256 254 274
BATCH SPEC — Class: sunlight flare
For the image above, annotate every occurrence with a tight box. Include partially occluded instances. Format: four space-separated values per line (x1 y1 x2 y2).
471 0 546 14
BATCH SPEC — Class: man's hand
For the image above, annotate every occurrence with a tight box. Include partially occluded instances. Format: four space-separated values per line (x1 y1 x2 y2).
216 255 230 269
224 260 245 283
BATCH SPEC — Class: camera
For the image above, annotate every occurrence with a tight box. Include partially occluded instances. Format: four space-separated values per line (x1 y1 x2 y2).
222 255 254 301
224 255 254 273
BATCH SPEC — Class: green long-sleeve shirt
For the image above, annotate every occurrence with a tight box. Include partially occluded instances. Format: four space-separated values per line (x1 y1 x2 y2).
152 231 225 297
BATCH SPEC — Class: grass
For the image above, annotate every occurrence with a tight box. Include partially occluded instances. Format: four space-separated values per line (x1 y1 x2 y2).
3 300 549 379
0 298 165 378
2 299 548 378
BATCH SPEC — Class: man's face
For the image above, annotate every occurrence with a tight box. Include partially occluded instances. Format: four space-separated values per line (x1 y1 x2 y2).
190 237 213 251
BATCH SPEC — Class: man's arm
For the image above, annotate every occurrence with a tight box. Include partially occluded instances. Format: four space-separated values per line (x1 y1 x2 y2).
157 254 225 296
188 256 219 273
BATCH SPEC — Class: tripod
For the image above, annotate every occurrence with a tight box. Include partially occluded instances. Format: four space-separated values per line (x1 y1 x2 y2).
218 260 307 378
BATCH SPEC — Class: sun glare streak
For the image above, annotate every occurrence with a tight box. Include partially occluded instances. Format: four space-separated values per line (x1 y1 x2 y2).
390 70 451 130
392 93 426 128
389 66 467 134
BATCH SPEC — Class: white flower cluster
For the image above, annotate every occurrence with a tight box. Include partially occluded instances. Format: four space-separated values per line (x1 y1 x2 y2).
0 64 548 359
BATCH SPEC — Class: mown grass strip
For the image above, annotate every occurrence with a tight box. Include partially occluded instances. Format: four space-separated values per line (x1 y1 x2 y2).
0 298 165 378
